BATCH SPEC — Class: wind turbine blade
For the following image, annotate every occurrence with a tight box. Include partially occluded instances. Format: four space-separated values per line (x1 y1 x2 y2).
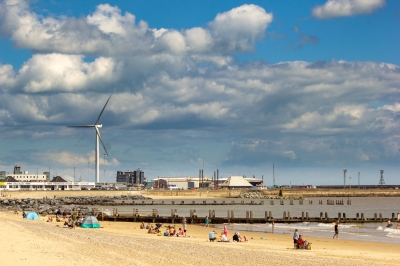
95 94 112 125
68 125 95 128
95 126 108 156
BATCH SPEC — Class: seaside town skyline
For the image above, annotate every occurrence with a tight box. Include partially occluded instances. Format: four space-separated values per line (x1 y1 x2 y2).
0 0 399 185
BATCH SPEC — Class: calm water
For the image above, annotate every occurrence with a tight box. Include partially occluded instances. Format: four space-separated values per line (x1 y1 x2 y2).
89 197 400 244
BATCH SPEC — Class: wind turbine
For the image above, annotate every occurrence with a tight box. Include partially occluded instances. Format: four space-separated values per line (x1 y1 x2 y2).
69 95 112 183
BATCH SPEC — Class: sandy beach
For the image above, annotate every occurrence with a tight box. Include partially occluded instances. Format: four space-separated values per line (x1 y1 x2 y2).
1 209 399 266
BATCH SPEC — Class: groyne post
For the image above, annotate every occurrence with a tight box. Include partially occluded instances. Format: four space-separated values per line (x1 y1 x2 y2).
306 212 309 220
379 213 382 221
325 212 328 219
338 212 341 219
361 213 364 221
320 212 323 219
231 210 235 219
343 213 346 220
301 212 304 220
265 211 268 219
269 211 272 219
356 213 359 220
374 213 377 221
283 211 286 220
288 211 291 220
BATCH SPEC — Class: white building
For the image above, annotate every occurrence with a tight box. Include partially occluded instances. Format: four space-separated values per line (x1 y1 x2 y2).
4 166 47 182
151 176 212 189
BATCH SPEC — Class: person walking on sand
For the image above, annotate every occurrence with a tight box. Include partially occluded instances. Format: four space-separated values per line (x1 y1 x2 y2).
205 216 209 227
271 221 275 234
333 222 339 239
293 229 299 248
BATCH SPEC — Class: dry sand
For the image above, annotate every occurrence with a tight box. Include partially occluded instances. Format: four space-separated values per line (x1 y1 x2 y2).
1 210 399 266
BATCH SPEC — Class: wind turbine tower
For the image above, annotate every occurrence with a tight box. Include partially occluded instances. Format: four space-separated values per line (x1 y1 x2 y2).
343 168 347 189
69 95 112 183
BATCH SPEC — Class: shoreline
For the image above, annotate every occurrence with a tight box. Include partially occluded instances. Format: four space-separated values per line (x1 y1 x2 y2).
1 210 399 266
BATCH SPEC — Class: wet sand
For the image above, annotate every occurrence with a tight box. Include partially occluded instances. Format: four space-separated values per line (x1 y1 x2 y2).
1 210 399 266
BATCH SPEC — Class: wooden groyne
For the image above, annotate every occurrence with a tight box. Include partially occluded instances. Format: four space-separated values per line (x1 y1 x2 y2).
95 208 399 224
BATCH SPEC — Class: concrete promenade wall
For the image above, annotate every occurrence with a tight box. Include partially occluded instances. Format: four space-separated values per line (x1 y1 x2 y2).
0 190 142 199
1 188 399 199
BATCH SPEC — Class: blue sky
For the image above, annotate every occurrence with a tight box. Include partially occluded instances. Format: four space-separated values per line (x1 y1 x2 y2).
0 0 398 185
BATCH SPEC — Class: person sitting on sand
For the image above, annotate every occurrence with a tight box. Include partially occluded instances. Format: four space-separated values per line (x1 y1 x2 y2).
169 226 175 236
209 230 216 242
140 222 145 229
177 228 184 237
219 233 229 242
47 216 53 222
62 210 67 219
233 232 242 242
146 223 151 229
148 225 154 234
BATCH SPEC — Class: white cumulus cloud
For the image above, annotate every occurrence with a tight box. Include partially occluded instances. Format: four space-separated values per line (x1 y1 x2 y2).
312 0 386 19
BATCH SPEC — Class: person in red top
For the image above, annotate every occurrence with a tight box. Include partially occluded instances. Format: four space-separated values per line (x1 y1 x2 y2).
297 235 304 249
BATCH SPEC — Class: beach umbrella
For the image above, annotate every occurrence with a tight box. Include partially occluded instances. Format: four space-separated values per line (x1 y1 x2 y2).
81 215 101 228
25 211 40 220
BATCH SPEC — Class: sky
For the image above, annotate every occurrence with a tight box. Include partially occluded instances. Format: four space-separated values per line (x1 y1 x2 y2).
0 0 399 186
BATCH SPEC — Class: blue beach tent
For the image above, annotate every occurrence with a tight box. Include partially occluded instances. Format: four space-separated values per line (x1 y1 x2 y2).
25 211 40 220
81 215 100 228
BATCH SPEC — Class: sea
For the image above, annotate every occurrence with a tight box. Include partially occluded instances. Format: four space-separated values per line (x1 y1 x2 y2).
89 196 400 244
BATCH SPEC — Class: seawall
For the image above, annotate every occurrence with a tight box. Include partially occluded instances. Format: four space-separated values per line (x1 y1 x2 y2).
2 188 399 199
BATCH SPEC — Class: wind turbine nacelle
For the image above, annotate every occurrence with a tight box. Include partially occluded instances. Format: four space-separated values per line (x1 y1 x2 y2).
96 124 103 128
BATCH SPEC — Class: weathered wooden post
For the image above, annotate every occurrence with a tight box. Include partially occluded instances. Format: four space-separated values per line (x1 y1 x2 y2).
249 211 253 219
181 201 184 205
212 210 215 218
392 213 395 220
269 211 272 219
265 211 269 219
302 212 304 220
228 210 231 219
283 211 286 220
343 213 346 220
288 211 291 220
361 213 364 220
320 212 323 220
379 213 382 221
356 213 359 220
338 212 341 219
270 200 274 205
374 213 377 220
192 201 195 205
325 212 328 219
306 212 309 220
261 200 264 205
222 201 226 204
246 211 249 219
231 210 235 219
171 209 174 216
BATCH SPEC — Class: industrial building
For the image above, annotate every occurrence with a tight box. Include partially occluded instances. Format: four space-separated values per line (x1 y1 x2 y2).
150 176 213 189
116 169 145 187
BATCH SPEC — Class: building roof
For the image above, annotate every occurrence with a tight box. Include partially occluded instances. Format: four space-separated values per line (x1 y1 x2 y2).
220 176 252 187
1 176 18 182
50 176 67 182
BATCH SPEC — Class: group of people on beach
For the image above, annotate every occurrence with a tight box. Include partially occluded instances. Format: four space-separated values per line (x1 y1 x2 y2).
208 225 248 243
46 209 83 229
293 229 311 249
141 216 188 237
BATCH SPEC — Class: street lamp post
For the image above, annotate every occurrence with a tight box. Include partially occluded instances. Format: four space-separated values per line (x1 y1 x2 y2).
87 162 89 181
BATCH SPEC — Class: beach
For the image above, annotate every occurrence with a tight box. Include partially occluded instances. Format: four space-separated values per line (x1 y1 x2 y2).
1 210 399 266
